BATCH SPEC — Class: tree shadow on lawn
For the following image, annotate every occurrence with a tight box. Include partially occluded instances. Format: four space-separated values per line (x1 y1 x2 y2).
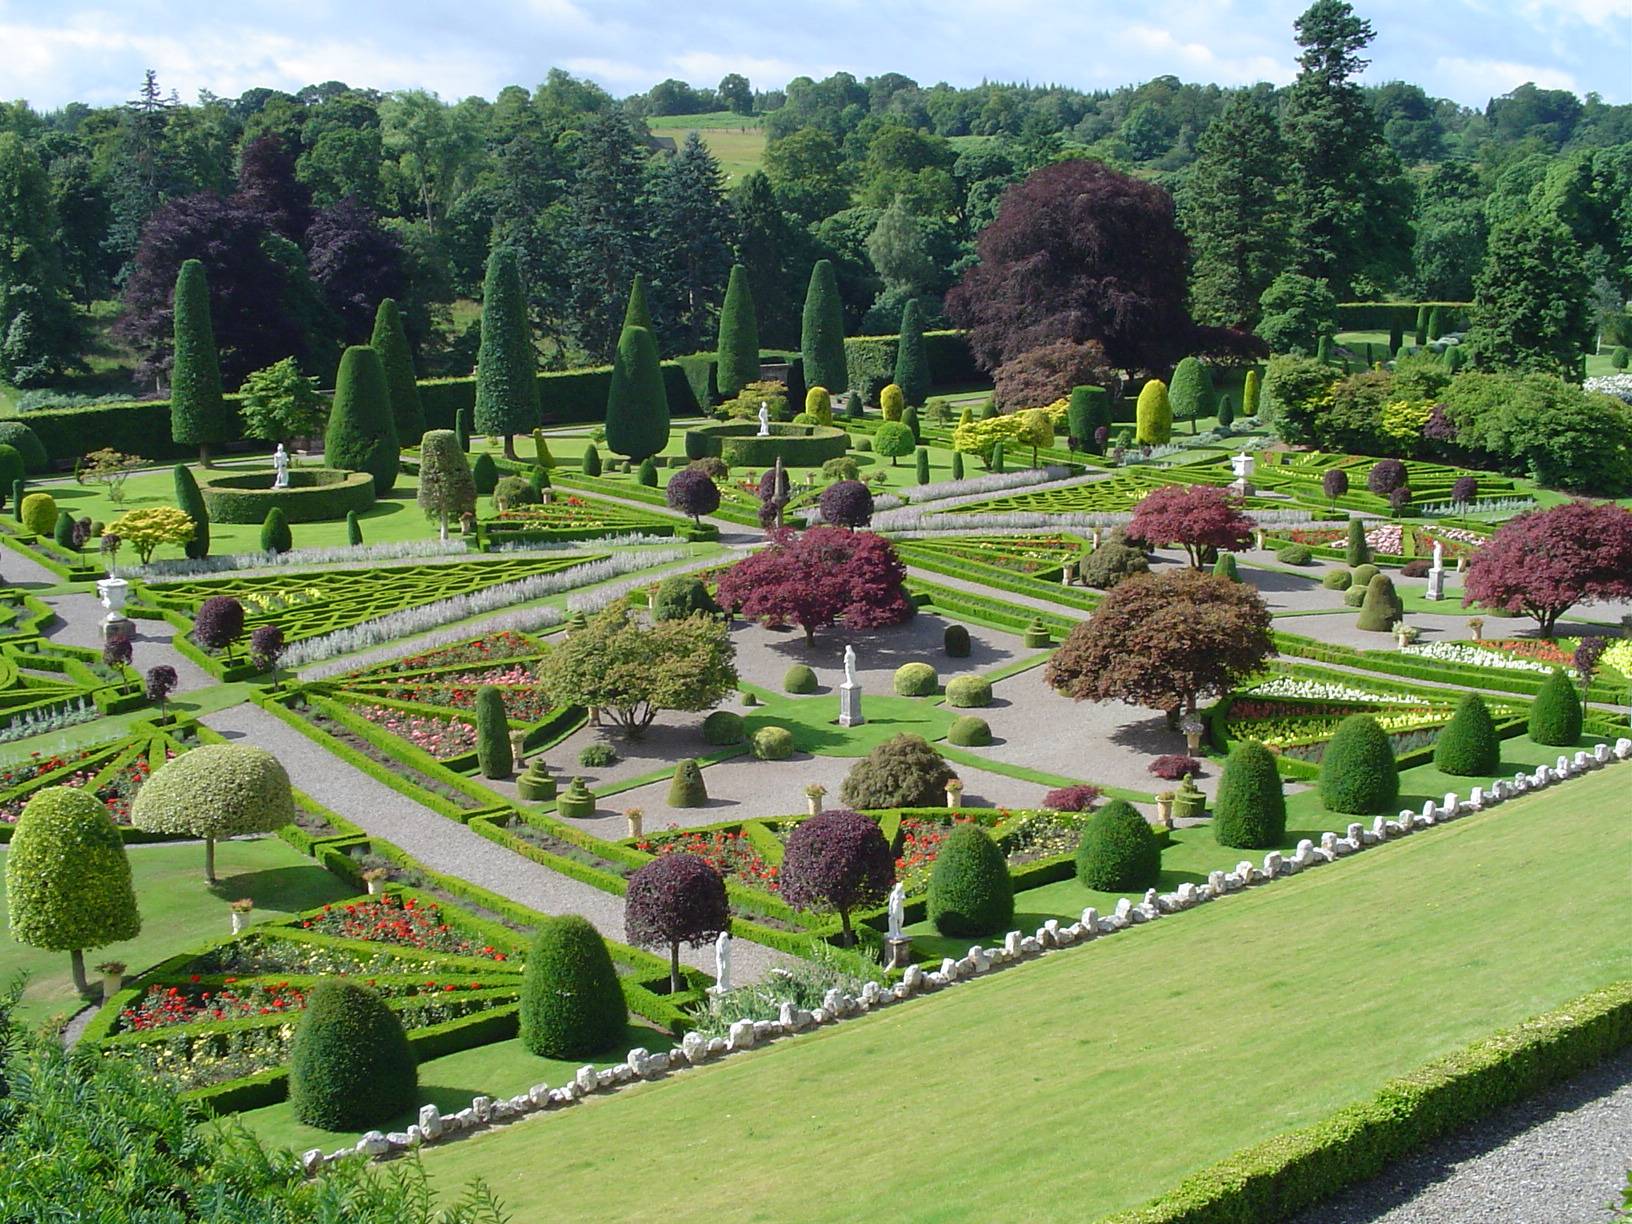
208 864 352 910
1240 566 1323 594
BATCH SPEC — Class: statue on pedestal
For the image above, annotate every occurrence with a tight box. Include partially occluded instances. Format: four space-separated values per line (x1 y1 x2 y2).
713 931 732 995
272 444 290 489
757 402 771 436
887 883 905 942
839 644 864 727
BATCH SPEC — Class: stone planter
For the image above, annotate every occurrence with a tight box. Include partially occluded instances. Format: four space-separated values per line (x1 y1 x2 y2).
509 731 528 768
101 971 123 1003
1184 730 1203 754
945 785 963 809
806 796 822 817
1155 796 1174 827
96 577 130 616
625 809 643 839
230 911 249 935
365 877 383 896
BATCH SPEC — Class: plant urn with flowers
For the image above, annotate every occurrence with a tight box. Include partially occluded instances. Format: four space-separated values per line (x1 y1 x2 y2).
1060 560 1075 587
624 807 643 839
945 777 964 809
229 898 254 934
1182 715 1205 754
509 729 528 767
96 960 125 1002
1468 617 1485 641
804 783 826 817
459 511 475 536
1155 791 1175 828
361 867 389 896
1396 623 1418 648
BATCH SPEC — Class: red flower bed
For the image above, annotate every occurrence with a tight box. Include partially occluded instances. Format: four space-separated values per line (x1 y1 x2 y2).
0 750 170 826
301 894 509 960
637 827 780 891
377 632 539 674
119 980 308 1031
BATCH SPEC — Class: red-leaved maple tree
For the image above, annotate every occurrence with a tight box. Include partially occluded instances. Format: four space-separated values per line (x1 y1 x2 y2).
714 527 913 644
1462 501 1632 636
1126 484 1255 568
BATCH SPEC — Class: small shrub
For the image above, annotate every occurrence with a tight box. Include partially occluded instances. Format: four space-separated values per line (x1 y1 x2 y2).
945 675 991 708
1075 800 1161 892
493 475 536 510
288 980 417 1131
752 725 795 760
701 710 745 745
1434 693 1500 775
840 733 952 808
259 507 292 554
1612 346 1629 369
1043 784 1101 812
637 457 659 487
667 758 708 807
1322 570 1352 590
943 624 971 657
1079 530 1149 588
821 456 860 481
880 383 904 420
1345 517 1370 565
651 575 721 622
893 662 938 696
471 452 498 495
520 915 626 1059
1213 552 1240 582
1528 669 1582 747
690 456 729 479
578 743 617 768
1401 558 1430 578
947 715 991 746
582 443 602 476
1276 544 1312 566
1148 754 1203 781
20 492 56 537
1213 740 1286 848
1343 586 1367 607
928 825 1013 936
783 664 818 693
1319 715 1399 814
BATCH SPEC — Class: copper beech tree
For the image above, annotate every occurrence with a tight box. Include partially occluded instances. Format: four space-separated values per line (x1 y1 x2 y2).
1462 501 1632 637
714 527 913 644
1126 485 1255 569
1046 570 1274 718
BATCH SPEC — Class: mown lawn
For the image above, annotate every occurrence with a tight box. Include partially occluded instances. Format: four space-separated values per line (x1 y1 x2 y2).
421 766 1632 1222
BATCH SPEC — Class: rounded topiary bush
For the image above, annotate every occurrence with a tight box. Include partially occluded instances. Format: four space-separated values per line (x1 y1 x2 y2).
839 733 952 808
1075 800 1161 892
0 445 24 502
947 715 991 747
520 915 627 1059
1350 563 1379 588
1356 574 1404 631
1343 586 1367 608
667 758 708 807
893 662 938 697
1528 669 1582 747
945 675 992 708
927 824 1013 937
943 624 971 657
752 725 795 760
20 492 56 537
701 710 745 745
1318 715 1399 814
289 979 417 1130
1322 570 1352 591
1275 544 1312 566
0 421 48 473
1213 740 1286 849
1435 692 1500 775
578 743 616 768
783 664 818 694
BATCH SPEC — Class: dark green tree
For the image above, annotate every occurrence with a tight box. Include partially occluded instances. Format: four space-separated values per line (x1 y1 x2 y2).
1167 357 1215 435
346 509 364 545
894 297 930 407
567 110 651 362
520 915 627 1059
1528 669 1583 746
289 980 417 1130
732 171 804 346
0 134 81 386
1067 385 1112 452
927 824 1013 936
1434 693 1500 776
1465 213 1592 379
169 259 230 466
604 324 670 462
475 684 513 778
172 463 209 560
1318 714 1398 814
474 245 539 460
1075 799 1162 892
1257 272 1337 356
716 263 760 400
370 297 424 442
622 271 652 332
1345 518 1370 565
324 344 400 496
801 258 847 396
1214 740 1286 848
650 133 734 353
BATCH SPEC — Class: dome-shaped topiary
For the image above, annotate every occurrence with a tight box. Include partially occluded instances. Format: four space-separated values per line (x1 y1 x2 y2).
474 685 513 779
702 710 745 745
1355 573 1403 631
943 624 971 657
1213 740 1286 849
131 745 294 882
1275 544 1312 566
1318 715 1399 814
893 662 938 697
880 383 905 421
289 979 417 1131
945 675 991 708
259 506 291 554
1350 563 1379 588
520 914 627 1059
1343 586 1367 607
1528 669 1582 747
1434 693 1501 775
947 715 991 747
752 725 795 760
20 491 56 537
784 664 818 694
0 420 48 473
840 733 953 808
667 758 708 807
6 786 140 993
1322 570 1352 591
1075 800 1162 892
928 824 1013 936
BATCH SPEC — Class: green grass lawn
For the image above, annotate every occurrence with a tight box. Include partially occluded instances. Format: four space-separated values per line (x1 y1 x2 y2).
419 766 1632 1222
643 113 765 180
743 692 957 758
0 835 353 1026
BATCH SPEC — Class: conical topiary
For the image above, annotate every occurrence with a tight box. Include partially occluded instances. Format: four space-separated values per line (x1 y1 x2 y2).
623 272 653 333
371 298 425 442
927 823 1013 936
1075 800 1161 892
173 464 210 560
894 297 930 407
1213 740 1286 848
1528 669 1582 747
346 510 363 546
259 507 291 554
915 446 930 484
1213 552 1239 582
1242 368 1261 418
605 324 670 462
475 685 513 779
471 451 498 495
289 980 417 1130
1135 379 1171 445
637 456 659 487
1318 715 1398 814
801 259 847 397
1355 574 1403 631
1216 392 1235 429
474 245 539 460
716 264 760 401
667 759 707 807
1345 518 1370 566
324 345 399 496
1067 385 1110 452
582 443 602 476
169 259 229 466
1434 693 1500 776
951 450 964 479
520 915 626 1059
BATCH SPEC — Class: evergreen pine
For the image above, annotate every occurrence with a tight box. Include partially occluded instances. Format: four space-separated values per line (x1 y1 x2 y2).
1528 669 1582 747
894 297 930 407
370 298 425 442
716 263 760 400
169 260 229 467
475 685 513 778
259 507 291 554
474 246 540 460
800 259 847 396
1434 693 1500 775
173 464 210 560
605 324 670 462
1213 739 1287 848
323 345 399 496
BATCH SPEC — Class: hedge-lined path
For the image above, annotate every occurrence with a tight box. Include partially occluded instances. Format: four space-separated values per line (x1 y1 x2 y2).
201 701 796 984
42 590 215 692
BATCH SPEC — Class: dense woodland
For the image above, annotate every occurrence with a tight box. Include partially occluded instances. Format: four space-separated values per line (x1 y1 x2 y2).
0 1 1627 400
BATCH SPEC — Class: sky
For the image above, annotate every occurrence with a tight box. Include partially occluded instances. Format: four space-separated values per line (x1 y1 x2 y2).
1 0 1628 112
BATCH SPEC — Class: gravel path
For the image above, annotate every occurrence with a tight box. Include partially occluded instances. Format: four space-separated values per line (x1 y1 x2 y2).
201 702 794 984
42 591 216 692
1290 1047 1632 1224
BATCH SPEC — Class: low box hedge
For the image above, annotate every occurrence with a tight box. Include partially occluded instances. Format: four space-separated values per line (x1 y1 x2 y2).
683 421 852 468
195 467 377 524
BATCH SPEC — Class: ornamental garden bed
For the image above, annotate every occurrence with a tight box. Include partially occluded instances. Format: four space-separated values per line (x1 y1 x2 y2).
480 493 686 543
298 705 491 811
0 726 193 841
193 467 377 524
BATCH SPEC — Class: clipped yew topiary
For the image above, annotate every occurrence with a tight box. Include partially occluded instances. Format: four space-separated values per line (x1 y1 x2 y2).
131 744 295 882
346 510 363 546
667 758 708 807
1068 385 1111 451
1435 693 1500 775
702 710 745 745
1075 799 1161 892
324 345 400 496
1528 669 1582 747
784 664 818 694
471 451 498 495
170 259 229 466
879 383 905 421
259 507 291 554
840 733 952 808
1350 563 1380 588
6 786 140 995
371 297 425 442
944 624 971 657
475 245 539 460
520 914 626 1059
173 464 210 560
752 725 795 760
582 443 602 476
0 420 48 473
20 491 56 537
945 675 991 708
801 259 847 397
289 979 417 1131
53 510 74 550
947 716 991 747
1322 570 1352 591
1213 740 1286 849
716 264 760 400
1356 573 1404 631
605 323 670 462
1346 518 1370 566
1135 378 1172 445
915 446 930 485
893 662 938 696
928 824 1012 936
475 685 512 779
894 298 930 407
636 456 659 487
1213 552 1240 582
1318 715 1399 814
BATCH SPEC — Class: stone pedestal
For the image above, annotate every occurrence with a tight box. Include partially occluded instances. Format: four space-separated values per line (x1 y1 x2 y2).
1425 567 1445 601
1229 479 1255 498
100 616 134 645
885 937 913 970
839 681 864 728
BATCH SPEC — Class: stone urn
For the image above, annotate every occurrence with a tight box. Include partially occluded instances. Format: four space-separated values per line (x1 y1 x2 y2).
1155 793 1175 828
97 963 125 1003
804 787 825 817
96 577 130 616
625 808 644 839
509 730 528 768
229 900 253 934
1182 717 1205 755
945 780 964 809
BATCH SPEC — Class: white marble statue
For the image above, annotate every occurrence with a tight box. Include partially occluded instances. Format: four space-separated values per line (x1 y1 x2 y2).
1431 540 1444 570
714 930 732 993
843 644 858 687
887 883 905 942
272 444 290 489
757 402 770 436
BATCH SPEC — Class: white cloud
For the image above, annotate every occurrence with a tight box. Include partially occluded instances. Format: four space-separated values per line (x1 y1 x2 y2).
1516 0 1632 31
1432 54 1583 98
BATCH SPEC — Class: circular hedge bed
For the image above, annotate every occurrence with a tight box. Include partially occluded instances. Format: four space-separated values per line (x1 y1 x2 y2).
684 421 851 468
196 467 377 524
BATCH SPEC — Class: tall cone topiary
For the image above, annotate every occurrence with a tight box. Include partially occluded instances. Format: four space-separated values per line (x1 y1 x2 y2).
667 758 707 807
1528 669 1582 747
1167 357 1214 435
1318 715 1398 814
605 323 670 462
520 914 626 1059
173 464 210 560
370 297 425 443
1068 385 1110 452
1242 368 1261 419
475 685 513 779
324 345 399 496
289 980 417 1130
1135 379 1172 445
623 272 653 333
716 264 759 400
1213 552 1239 581
1356 573 1403 631
169 259 229 467
1213 740 1286 848
894 297 930 407
1434 693 1500 775
259 507 291 554
475 245 539 461
346 510 364 546
927 824 1013 936
801 259 847 397
1345 518 1370 566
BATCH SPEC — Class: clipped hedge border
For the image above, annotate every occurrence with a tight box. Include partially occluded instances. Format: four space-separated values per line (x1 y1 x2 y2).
194 467 377 524
684 421 852 468
1102 981 1632 1224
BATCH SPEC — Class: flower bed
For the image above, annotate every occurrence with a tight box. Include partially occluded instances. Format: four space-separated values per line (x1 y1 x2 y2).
300 894 510 961
1400 642 1574 677
0 740 177 825
351 707 478 759
365 631 544 675
115 975 503 1035
638 827 781 892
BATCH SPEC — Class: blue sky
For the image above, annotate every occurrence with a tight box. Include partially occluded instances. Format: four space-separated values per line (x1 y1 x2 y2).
1 0 1627 111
